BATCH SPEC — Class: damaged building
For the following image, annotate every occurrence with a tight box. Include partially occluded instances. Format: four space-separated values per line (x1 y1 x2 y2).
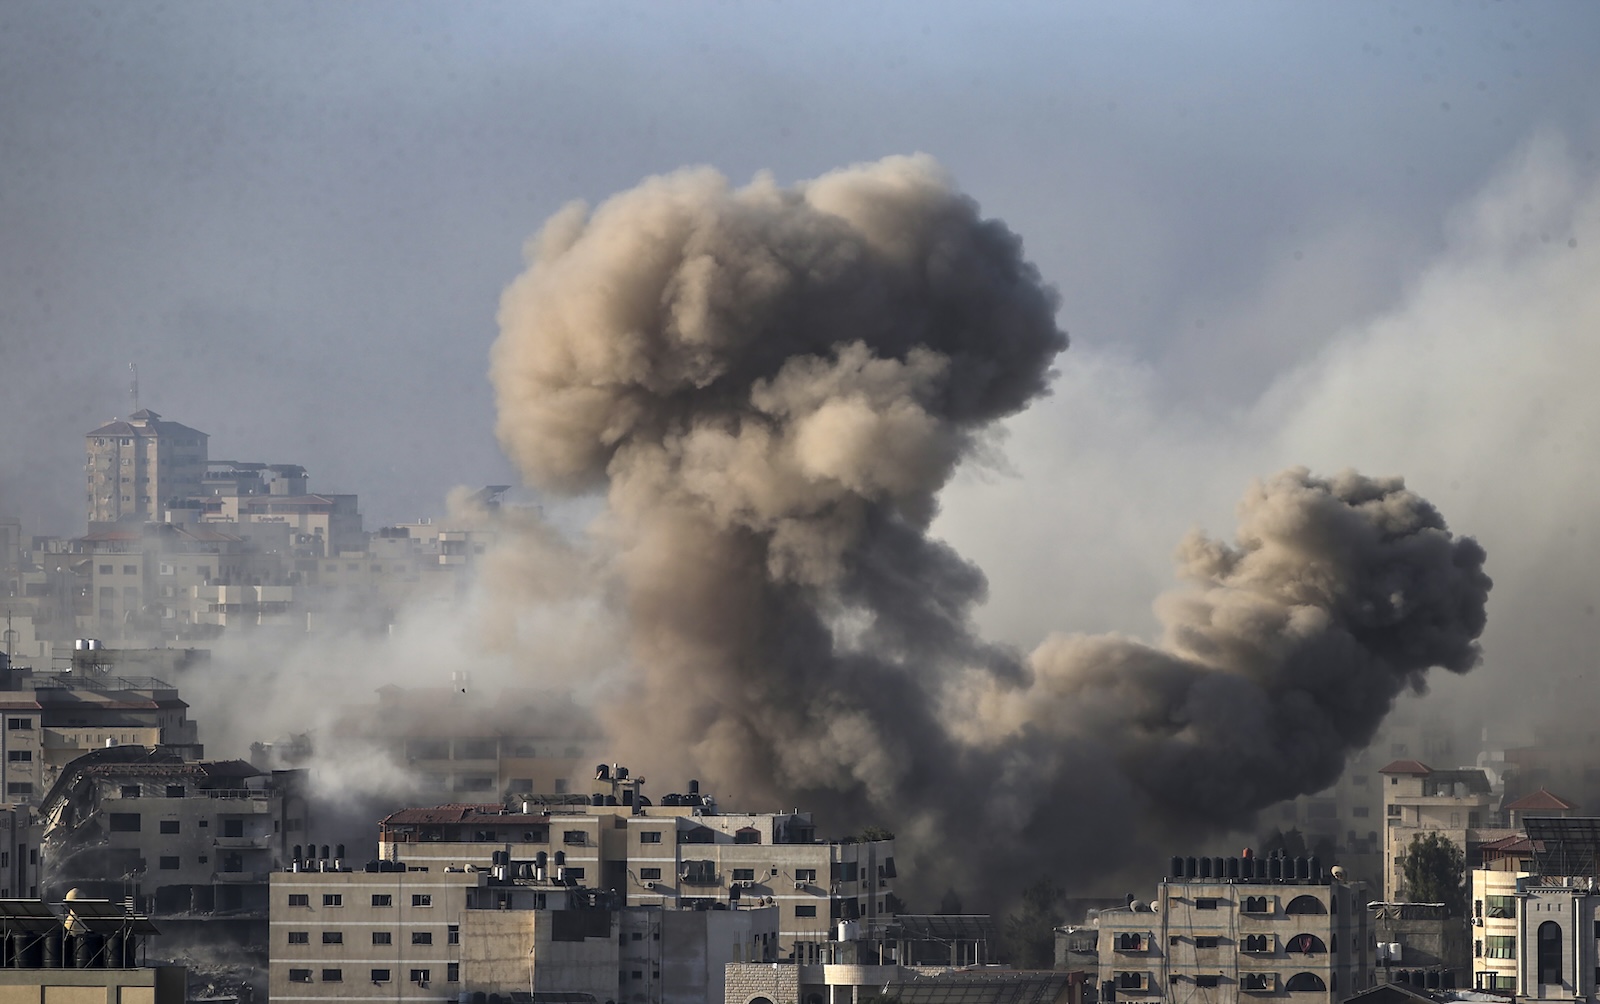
39 746 308 997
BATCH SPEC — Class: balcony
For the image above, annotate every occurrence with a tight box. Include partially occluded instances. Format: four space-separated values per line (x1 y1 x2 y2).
211 870 269 884
213 835 274 850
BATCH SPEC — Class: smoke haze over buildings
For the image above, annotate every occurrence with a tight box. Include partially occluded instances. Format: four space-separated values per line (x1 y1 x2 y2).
488 157 1492 891
5 0 1600 904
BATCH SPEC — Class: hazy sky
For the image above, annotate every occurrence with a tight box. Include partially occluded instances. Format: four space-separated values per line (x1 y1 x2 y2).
4 2 1599 692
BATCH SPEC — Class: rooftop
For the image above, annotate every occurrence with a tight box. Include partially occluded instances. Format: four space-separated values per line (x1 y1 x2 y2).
1505 788 1578 812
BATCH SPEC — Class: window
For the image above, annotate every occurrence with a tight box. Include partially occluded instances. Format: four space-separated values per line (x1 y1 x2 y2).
733 868 756 881
372 932 392 945
796 905 817 917
1287 934 1326 954
322 932 342 945
109 813 140 832
447 963 459 983
1285 895 1327 915
1242 896 1270 913
631 932 644 941
640 831 662 843
563 830 587 845
412 894 431 907
123 565 137 575
448 925 459 946
321 969 342 983
371 970 391 984
119 784 139 797
1195 898 1218 910
6 783 31 797
1196 976 1220 988
99 565 112 575
1539 922 1562 983
289 970 311 983
1353 806 1370 817
158 856 179 870
288 894 309 907
640 868 662 880
1285 973 1326 992
159 820 179 834
566 867 585 880
287 931 309 945
323 894 342 907
1487 895 1516 918
796 868 817 882
1243 934 1271 952
1195 936 1219 949
410 969 431 985
1241 974 1272 991
412 932 432 945
371 894 392 907
6 750 30 762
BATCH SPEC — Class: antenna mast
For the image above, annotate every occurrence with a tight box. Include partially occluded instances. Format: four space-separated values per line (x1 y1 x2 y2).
129 363 139 413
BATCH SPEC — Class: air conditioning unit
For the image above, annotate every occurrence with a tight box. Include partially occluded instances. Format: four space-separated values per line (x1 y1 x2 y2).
794 881 807 891
740 881 754 889
1471 917 1484 926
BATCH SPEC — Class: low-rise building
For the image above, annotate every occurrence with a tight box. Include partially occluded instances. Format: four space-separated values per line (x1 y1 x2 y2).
1095 853 1370 1004
269 859 778 1004
375 766 897 960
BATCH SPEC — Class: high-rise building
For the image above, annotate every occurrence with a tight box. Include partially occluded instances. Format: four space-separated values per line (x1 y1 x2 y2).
85 411 209 524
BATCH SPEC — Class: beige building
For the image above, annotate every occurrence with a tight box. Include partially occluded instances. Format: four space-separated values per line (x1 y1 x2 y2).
1097 855 1370 1004
269 862 775 1004
1379 760 1503 903
0 668 200 805
375 767 896 960
85 411 208 525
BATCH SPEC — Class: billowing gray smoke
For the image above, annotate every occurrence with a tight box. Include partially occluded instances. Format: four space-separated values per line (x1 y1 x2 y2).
491 155 1491 897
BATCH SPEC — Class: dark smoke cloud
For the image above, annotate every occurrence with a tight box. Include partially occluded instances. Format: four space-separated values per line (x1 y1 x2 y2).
490 156 1490 899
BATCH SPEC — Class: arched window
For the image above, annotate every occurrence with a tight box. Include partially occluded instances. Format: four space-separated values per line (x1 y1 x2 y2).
1285 895 1327 915
1287 934 1326 955
1538 920 1563 985
735 827 762 844
750 997 776 1004
1285 973 1326 992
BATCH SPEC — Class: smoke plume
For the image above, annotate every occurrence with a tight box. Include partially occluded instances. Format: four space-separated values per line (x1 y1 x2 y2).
491 155 1490 896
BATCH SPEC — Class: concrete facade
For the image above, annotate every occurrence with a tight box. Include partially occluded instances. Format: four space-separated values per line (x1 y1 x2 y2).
1096 858 1370 1004
85 412 208 526
375 773 896 961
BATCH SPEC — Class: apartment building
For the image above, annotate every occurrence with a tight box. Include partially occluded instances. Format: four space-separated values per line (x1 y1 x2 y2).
0 667 201 805
1468 835 1532 994
1096 854 1370 1004
375 767 896 960
85 411 208 525
1379 760 1504 902
268 862 777 1004
38 745 308 998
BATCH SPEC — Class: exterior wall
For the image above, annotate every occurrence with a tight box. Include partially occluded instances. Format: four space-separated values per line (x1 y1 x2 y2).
1516 885 1600 1004
1098 875 1369 1004
462 909 617 1002
1469 868 1523 991
268 868 481 1003
621 814 893 958
0 966 185 1004
723 962 801 1004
